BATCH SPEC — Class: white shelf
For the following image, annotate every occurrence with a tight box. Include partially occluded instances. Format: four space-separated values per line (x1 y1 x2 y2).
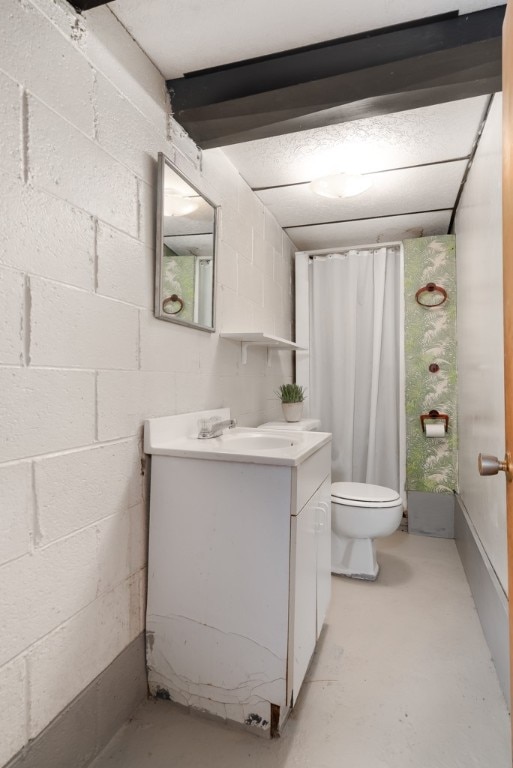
220 332 306 365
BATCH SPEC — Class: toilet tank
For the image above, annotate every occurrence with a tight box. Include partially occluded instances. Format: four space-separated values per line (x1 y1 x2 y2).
257 418 321 432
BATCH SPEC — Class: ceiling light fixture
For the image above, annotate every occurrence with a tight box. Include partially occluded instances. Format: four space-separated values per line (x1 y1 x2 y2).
164 192 199 217
309 172 372 199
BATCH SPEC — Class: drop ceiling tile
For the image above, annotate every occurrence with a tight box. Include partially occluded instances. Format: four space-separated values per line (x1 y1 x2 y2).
287 211 452 250
222 98 487 188
255 161 466 228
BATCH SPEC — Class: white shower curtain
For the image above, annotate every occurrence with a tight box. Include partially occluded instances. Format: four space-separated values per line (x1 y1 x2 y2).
309 246 401 492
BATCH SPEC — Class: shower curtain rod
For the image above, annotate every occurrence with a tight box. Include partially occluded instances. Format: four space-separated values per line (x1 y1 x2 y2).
297 241 402 258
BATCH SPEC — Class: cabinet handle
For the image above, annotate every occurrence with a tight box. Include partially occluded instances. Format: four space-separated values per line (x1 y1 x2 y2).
316 501 330 531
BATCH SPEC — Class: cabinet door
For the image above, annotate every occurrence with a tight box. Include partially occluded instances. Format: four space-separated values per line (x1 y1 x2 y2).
316 478 332 637
289 492 318 705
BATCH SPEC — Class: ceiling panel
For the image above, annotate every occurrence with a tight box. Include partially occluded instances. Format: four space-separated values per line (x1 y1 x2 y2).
111 0 504 79
108 3 497 252
287 211 452 250
222 97 487 188
255 161 466 228
163 197 214 236
164 234 213 258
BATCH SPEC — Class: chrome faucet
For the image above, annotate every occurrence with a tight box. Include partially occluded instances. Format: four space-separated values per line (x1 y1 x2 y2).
197 417 237 439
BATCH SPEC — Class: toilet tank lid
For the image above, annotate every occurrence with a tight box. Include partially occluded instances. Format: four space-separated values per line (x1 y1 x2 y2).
257 419 321 431
332 482 401 504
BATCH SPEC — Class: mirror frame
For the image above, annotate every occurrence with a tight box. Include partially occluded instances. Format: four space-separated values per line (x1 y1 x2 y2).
155 152 218 332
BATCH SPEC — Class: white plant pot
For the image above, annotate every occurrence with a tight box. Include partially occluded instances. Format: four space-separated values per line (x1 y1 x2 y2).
282 402 303 422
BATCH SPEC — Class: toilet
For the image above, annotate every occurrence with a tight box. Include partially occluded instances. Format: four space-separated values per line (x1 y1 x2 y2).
257 419 403 581
331 482 403 580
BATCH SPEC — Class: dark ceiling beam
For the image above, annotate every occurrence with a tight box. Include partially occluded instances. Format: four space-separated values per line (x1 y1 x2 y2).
173 12 459 108
70 0 111 10
167 6 505 149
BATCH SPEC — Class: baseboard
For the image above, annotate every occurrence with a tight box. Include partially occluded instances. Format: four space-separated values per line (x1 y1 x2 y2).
6 633 147 768
407 491 455 538
454 496 510 709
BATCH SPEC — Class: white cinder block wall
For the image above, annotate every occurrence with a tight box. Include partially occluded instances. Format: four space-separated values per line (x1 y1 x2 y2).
0 1 294 764
454 95 507 592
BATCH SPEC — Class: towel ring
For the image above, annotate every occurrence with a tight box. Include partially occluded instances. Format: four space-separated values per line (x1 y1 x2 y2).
162 294 184 315
415 283 447 307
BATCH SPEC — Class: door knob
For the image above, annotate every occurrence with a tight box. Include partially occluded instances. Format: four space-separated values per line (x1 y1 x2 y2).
478 453 510 476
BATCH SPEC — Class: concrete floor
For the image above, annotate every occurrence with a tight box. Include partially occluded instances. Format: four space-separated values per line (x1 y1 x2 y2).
91 532 511 768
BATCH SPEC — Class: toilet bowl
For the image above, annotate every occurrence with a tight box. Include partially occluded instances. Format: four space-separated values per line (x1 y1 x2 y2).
258 420 403 581
331 482 403 581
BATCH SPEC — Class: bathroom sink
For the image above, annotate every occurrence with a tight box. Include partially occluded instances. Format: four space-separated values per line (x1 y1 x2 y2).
215 431 296 451
144 412 331 467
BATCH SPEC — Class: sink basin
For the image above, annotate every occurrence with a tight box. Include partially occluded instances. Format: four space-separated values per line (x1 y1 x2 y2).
216 432 296 451
144 411 331 467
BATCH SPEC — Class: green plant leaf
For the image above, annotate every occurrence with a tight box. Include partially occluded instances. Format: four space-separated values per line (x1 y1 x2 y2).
275 383 306 403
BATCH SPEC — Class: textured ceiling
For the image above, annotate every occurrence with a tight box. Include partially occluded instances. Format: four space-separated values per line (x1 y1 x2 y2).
111 0 505 79
164 234 213 258
223 98 488 188
255 161 467 228
219 94 490 248
108 1 498 250
288 211 453 250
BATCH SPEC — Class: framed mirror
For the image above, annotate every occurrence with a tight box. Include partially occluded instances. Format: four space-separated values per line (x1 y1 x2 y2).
155 152 218 331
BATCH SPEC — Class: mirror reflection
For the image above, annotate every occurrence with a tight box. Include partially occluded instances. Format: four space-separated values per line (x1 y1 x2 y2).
156 153 217 331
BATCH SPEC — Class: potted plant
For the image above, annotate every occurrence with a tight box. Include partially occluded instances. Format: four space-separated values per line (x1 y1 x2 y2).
276 383 306 422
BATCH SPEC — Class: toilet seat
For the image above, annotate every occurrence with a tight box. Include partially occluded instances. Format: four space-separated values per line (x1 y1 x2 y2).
331 482 401 509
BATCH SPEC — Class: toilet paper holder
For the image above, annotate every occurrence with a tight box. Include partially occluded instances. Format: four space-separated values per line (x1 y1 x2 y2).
420 410 449 433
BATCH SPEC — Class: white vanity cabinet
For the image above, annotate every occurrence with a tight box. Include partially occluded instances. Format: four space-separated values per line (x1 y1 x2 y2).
145 411 331 737
289 476 331 706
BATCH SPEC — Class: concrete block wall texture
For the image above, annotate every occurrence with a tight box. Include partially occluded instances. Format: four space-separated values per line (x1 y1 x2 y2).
0 1 295 764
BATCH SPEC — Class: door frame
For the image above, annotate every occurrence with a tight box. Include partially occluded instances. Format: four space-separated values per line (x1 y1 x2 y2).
501 0 513 733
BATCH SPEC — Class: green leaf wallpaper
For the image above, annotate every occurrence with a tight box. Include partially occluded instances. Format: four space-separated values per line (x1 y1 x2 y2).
163 245 195 324
404 236 457 493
